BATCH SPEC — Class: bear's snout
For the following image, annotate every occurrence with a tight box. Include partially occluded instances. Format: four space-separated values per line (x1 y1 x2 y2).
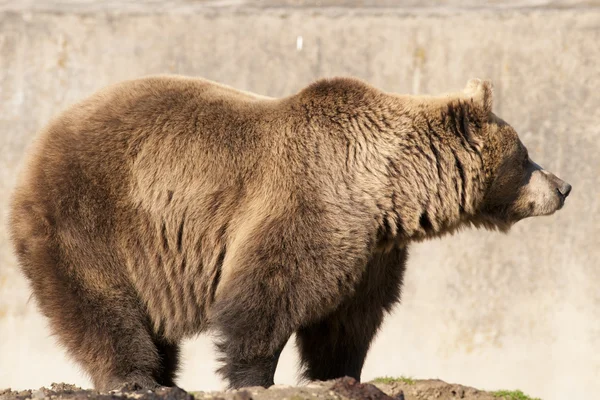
547 173 572 209
557 181 572 199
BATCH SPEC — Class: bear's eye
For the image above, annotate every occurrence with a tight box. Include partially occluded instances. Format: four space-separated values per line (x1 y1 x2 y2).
522 153 529 168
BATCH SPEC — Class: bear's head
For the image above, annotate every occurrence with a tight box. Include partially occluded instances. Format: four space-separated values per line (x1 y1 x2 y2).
464 79 572 231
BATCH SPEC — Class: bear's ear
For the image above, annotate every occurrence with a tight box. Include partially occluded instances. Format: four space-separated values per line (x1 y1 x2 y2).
464 78 493 115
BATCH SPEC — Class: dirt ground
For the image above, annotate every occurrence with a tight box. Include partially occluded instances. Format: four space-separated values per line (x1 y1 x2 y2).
0 377 524 400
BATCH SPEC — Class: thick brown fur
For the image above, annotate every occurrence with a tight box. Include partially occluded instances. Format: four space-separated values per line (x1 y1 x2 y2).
8 75 571 391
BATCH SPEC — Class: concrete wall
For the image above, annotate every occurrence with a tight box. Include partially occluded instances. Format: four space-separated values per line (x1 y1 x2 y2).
1 1 599 399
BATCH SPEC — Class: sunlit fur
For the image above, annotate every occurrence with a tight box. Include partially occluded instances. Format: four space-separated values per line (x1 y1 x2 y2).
8 75 570 392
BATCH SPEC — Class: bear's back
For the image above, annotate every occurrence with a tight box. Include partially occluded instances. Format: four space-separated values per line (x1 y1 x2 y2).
14 75 282 213
9 76 321 338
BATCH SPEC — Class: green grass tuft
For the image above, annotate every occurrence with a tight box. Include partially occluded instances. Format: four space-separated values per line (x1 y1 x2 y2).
372 376 416 385
492 389 541 400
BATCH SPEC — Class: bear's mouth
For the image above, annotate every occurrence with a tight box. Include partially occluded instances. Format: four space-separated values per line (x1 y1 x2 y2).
556 189 568 210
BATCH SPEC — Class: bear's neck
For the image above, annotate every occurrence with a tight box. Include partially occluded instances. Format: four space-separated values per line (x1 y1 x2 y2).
376 98 487 244
297 83 487 245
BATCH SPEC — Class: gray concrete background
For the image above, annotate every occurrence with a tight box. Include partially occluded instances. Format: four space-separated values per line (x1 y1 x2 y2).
0 1 598 399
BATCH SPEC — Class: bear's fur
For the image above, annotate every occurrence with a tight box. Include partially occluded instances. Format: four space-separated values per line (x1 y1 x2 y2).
9 75 571 391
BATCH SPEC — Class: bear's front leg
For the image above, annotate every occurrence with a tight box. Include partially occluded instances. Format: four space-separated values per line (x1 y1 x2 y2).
209 263 296 389
296 245 408 382
209 213 372 389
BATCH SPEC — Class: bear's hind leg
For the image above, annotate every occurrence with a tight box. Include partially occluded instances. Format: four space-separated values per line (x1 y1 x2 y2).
44 285 162 392
152 336 181 387
51 287 162 392
14 238 164 392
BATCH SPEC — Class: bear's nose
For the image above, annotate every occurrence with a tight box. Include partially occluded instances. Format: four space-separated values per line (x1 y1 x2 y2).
558 183 572 198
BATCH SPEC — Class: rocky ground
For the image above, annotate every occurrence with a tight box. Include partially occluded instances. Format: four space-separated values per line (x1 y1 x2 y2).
0 377 539 400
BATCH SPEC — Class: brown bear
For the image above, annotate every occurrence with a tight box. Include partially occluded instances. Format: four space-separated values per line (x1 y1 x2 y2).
8 75 571 392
